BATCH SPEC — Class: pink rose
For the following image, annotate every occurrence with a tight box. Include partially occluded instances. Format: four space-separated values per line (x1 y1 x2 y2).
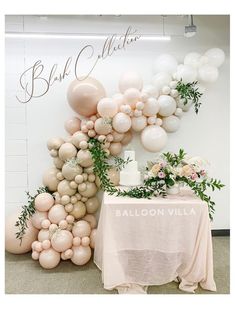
191 172 198 180
158 172 166 179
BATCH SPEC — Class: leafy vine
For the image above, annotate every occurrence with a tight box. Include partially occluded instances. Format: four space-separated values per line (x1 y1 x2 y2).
176 80 203 114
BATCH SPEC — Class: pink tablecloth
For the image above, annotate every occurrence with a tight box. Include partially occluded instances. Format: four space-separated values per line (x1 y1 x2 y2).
94 191 216 294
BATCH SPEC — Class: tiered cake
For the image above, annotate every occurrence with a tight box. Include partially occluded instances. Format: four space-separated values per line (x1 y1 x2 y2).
119 150 141 186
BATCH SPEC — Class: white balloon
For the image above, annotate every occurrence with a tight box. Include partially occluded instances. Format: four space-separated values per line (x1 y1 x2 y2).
204 48 225 67
162 115 180 133
198 55 209 67
158 95 176 117
112 93 124 107
153 54 178 74
143 97 159 117
97 97 118 118
142 84 159 98
198 64 219 83
152 72 172 90
131 116 147 132
119 71 143 93
177 98 193 112
184 52 201 68
176 65 197 83
112 113 132 133
141 125 168 152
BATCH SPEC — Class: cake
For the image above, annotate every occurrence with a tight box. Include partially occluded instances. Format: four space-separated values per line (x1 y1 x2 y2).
119 150 141 186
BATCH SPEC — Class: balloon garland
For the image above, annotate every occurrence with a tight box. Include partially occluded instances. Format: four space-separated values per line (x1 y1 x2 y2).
6 48 225 269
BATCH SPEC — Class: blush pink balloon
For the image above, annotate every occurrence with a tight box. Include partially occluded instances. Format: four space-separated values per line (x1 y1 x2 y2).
71 246 91 265
119 71 143 93
64 117 81 135
123 88 141 108
51 230 73 252
67 77 106 117
90 229 97 249
48 204 67 224
31 211 48 229
72 220 91 238
39 248 61 269
97 97 118 118
34 193 55 212
112 113 131 133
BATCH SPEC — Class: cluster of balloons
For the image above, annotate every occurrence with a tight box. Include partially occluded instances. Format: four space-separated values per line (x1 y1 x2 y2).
5 48 225 269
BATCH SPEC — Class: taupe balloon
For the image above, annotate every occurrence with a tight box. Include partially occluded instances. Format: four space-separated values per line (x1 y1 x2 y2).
67 77 106 117
109 142 122 156
39 248 61 269
83 214 97 229
77 150 93 167
79 182 97 198
57 180 77 196
53 157 64 169
85 197 100 214
62 162 82 181
72 220 91 238
70 201 86 219
121 130 133 145
59 143 77 161
47 137 64 150
43 167 60 191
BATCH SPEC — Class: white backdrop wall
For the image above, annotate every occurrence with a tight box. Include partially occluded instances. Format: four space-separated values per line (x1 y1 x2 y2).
5 15 230 229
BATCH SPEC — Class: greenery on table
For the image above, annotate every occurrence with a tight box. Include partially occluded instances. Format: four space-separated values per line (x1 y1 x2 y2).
88 139 224 220
15 186 53 242
176 80 203 114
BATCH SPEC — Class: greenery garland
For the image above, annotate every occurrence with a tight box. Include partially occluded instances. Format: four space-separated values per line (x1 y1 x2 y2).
15 186 53 242
88 138 224 219
176 80 203 114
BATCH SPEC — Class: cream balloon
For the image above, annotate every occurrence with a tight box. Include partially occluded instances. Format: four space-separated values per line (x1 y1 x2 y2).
109 142 122 156
79 182 97 198
94 118 112 135
123 88 141 108
112 131 124 142
38 228 51 242
119 71 143 93
62 162 82 181
48 204 67 224
72 220 91 238
112 93 124 107
35 193 54 212
70 201 86 219
51 230 73 252
57 180 77 196
77 149 93 167
158 95 176 117
184 52 201 68
83 214 97 229
97 97 118 118
71 131 89 148
152 72 172 90
141 125 168 152
43 167 60 192
153 54 178 74
58 143 77 162
5 211 38 254
142 84 159 98
31 211 48 230
47 137 64 151
64 117 81 135
85 197 99 214
112 113 131 133
198 64 219 83
121 130 133 145
53 157 64 169
39 248 61 269
67 77 106 117
131 116 147 132
71 246 91 265
176 64 197 83
162 115 181 133
143 97 159 117
90 229 97 249
204 48 225 68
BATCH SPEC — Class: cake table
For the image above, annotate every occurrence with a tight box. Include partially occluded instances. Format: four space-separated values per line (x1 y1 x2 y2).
94 190 216 294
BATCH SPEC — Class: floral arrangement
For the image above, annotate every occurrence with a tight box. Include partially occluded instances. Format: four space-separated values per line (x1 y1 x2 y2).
89 139 224 220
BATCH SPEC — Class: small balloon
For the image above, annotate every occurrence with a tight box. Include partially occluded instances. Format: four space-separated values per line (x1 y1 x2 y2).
162 115 181 133
204 48 225 67
64 117 81 135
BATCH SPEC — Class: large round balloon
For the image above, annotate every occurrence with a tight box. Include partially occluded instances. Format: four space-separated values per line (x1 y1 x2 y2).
119 71 143 93
5 210 38 254
204 48 225 68
158 95 176 117
64 117 81 135
153 54 178 74
176 64 197 83
184 52 201 68
152 72 172 90
198 64 219 83
39 248 61 269
97 97 118 118
51 230 73 252
43 167 60 192
143 97 159 117
71 246 91 265
141 125 168 152
162 115 181 133
131 116 147 132
112 113 131 133
67 77 106 117
35 193 54 212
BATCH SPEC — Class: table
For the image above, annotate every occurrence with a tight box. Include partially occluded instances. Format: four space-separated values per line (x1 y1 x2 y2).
94 190 216 294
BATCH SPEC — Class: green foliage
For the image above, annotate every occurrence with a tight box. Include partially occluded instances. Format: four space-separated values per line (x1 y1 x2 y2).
163 148 186 167
15 186 53 242
112 156 132 171
176 80 203 114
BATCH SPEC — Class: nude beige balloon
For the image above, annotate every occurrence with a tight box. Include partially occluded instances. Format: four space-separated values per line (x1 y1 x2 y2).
71 245 91 265
67 77 106 117
109 142 122 156
48 204 68 224
85 197 100 214
39 248 61 269
90 229 97 249
83 214 97 229
64 117 81 135
72 220 91 238
53 157 64 169
77 150 93 167
79 182 97 198
31 211 48 230
57 180 77 196
59 143 77 161
51 230 73 252
35 193 55 212
62 162 82 181
71 131 89 148
108 167 120 186
5 211 38 254
43 167 60 192
121 130 133 145
94 118 112 135
70 201 86 219
47 137 64 150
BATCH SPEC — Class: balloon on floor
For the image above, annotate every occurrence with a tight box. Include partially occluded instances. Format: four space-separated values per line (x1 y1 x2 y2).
6 48 225 268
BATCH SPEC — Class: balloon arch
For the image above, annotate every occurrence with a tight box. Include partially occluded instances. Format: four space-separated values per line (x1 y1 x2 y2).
5 48 225 269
